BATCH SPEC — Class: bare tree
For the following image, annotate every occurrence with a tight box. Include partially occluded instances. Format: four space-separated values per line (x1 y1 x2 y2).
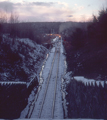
9 12 19 24
9 12 19 43
0 10 7 23
0 10 8 42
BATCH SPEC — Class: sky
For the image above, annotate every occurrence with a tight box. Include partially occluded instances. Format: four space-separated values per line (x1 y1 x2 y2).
0 0 106 22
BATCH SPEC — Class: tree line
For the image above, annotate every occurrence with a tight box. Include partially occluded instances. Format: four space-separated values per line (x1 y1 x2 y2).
62 8 107 79
0 11 62 44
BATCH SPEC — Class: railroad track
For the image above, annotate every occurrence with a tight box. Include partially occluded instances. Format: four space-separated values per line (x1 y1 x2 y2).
52 47 60 118
27 44 60 119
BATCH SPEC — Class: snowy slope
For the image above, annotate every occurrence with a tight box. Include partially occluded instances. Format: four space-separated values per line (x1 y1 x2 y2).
0 35 48 82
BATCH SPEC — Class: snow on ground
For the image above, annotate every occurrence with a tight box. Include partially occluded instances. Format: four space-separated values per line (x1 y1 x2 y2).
0 35 48 82
20 37 66 119
0 81 26 86
20 43 55 118
31 41 64 118
73 76 105 87
63 71 106 88
52 36 59 42
60 37 64 54
51 47 56 52
54 38 66 119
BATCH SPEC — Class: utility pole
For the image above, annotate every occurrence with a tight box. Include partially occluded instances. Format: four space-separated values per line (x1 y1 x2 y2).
51 29 54 34
53 29 54 34
51 29 52 34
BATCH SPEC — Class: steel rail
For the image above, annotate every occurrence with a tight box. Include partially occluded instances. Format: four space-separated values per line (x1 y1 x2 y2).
38 48 57 118
52 47 60 118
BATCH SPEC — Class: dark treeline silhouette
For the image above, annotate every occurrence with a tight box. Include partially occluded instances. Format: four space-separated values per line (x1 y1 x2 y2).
63 8 107 80
0 12 61 44
6 22 61 44
1 21 61 44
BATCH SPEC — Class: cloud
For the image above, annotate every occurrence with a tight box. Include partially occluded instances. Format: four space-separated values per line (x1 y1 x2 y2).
74 4 84 11
31 2 55 6
67 15 73 17
10 1 73 22
0 1 14 12
0 1 90 22
18 5 73 22
57 1 68 7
